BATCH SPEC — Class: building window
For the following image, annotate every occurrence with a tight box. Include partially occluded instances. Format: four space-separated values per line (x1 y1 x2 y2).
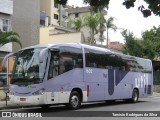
54 1 58 8
75 13 79 18
0 19 9 32
54 14 59 20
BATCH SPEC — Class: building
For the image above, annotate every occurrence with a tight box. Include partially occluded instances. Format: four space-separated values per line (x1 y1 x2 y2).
12 1 108 53
108 41 123 51
0 0 14 87
12 0 71 52
66 6 107 43
40 26 84 44
0 0 13 53
12 0 40 52
40 0 68 27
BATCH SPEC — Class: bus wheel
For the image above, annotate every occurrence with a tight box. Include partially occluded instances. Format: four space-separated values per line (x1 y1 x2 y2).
131 89 139 103
68 91 81 110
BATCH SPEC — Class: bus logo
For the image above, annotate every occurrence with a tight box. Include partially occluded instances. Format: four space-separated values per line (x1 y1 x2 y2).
135 74 148 88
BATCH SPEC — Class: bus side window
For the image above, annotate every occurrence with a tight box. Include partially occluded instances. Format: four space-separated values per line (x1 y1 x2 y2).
48 52 59 79
58 46 83 75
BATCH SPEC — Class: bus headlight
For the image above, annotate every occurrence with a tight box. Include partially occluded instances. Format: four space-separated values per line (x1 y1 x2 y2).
32 89 45 95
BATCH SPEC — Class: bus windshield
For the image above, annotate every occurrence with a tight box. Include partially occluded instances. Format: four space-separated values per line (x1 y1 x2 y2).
11 47 48 84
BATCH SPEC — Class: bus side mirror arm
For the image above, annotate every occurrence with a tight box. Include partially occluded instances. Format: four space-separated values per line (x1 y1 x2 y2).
2 53 14 68
39 48 48 63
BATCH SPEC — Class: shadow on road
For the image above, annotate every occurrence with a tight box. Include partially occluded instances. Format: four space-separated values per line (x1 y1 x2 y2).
11 100 147 113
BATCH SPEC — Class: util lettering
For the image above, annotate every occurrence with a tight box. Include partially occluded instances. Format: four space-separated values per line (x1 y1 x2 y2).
135 74 148 88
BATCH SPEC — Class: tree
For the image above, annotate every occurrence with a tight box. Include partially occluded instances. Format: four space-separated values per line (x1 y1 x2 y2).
98 14 106 44
121 28 157 59
55 0 160 17
121 30 144 57
83 0 110 14
105 17 117 47
56 0 110 15
68 18 84 32
0 30 22 48
142 26 160 59
83 13 103 44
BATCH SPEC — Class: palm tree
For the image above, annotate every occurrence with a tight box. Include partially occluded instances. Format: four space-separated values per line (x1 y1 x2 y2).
69 18 84 32
83 13 102 44
105 17 117 47
98 13 106 45
0 30 22 48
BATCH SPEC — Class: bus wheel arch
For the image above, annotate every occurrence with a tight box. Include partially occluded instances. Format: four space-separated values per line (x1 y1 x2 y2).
71 88 83 102
131 88 139 103
67 88 83 110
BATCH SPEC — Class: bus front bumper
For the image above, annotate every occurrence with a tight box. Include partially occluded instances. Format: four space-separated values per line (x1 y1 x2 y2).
8 94 47 106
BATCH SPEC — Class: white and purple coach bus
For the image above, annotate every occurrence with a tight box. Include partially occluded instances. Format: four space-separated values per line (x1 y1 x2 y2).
3 43 153 110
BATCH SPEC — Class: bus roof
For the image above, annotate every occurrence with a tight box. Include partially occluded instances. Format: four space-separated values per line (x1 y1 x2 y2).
17 43 151 62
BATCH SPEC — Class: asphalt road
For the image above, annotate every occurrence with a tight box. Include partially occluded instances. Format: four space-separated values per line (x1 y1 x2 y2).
1 97 160 120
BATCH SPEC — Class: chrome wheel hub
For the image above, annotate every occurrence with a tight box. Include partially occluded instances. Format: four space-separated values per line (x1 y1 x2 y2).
71 95 79 107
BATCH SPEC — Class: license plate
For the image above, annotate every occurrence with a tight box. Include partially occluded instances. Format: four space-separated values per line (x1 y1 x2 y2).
20 98 26 101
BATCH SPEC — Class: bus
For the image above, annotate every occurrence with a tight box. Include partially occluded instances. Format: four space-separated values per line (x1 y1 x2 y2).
3 43 153 110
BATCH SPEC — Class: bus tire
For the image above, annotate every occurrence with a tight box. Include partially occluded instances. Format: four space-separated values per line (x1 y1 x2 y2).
68 91 81 110
131 89 139 103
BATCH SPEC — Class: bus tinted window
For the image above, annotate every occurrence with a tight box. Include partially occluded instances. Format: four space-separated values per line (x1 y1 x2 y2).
85 49 128 70
85 49 151 73
145 60 152 73
120 55 152 73
85 49 106 68
48 47 83 79
59 47 83 74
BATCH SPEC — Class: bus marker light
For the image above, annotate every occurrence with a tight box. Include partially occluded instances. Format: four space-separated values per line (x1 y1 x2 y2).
87 85 90 97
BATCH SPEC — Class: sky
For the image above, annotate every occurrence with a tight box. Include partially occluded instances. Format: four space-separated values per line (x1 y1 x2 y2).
67 0 160 43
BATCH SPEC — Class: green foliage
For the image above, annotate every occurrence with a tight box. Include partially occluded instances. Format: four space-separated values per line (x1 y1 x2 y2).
68 13 108 44
98 14 106 43
69 18 84 32
83 13 104 44
105 17 117 47
83 0 110 12
55 0 160 17
54 0 67 5
123 0 136 9
122 26 160 59
0 30 22 48
142 26 160 58
121 30 144 57
144 0 160 16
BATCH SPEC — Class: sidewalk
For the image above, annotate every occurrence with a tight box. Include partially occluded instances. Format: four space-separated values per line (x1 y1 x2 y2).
0 92 160 110
151 92 160 97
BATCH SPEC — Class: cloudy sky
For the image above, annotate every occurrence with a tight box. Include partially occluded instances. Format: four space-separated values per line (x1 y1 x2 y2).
68 0 160 43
